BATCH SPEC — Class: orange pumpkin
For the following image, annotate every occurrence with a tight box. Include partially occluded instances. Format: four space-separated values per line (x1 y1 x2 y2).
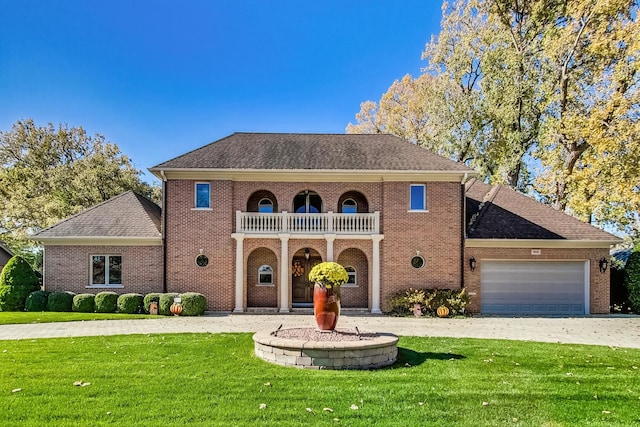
170 303 183 316
436 306 450 318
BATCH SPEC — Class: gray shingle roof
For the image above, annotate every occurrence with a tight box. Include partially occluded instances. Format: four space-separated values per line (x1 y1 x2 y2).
0 241 13 257
151 133 474 172
34 192 161 239
465 179 619 241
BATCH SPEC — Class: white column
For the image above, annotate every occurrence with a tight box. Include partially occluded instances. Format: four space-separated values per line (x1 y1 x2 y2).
371 235 384 314
325 234 336 262
232 233 245 313
279 234 290 313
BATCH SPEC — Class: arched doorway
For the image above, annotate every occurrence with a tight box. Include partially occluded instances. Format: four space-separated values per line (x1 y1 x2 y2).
291 247 322 307
293 190 322 213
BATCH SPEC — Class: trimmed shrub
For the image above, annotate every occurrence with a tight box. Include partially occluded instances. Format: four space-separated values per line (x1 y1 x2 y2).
73 294 96 313
25 290 49 312
624 245 640 312
47 291 75 312
143 293 162 313
159 293 180 316
117 293 144 314
95 292 118 313
0 256 40 311
180 292 207 316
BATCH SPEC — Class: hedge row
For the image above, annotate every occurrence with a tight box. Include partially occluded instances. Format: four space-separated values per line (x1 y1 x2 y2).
24 291 207 316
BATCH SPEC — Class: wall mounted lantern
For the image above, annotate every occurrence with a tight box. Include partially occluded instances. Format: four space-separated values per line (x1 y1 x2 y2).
469 257 477 272
304 248 310 261
599 257 608 273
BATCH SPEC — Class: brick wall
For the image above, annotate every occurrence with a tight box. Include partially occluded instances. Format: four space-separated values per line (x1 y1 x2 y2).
463 247 611 314
336 247 368 308
246 247 278 307
165 179 235 311
380 181 463 311
43 245 163 295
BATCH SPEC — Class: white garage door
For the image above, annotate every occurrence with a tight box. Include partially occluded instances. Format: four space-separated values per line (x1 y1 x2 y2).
481 261 587 315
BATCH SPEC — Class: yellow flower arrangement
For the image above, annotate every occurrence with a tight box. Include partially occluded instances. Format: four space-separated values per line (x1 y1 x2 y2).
308 262 349 289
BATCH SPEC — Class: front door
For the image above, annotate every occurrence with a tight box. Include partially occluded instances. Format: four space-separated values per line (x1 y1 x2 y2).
291 256 321 305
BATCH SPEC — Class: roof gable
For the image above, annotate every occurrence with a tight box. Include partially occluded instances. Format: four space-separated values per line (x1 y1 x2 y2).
151 133 474 173
34 191 161 240
465 179 619 241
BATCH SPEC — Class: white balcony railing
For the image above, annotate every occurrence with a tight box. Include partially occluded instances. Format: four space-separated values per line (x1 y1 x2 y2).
236 211 380 234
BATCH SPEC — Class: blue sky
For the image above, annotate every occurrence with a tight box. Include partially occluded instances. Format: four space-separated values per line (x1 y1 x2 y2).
0 1 442 182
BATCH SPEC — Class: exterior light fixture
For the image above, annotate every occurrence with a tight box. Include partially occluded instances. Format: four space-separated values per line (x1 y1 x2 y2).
304 248 310 260
469 257 477 272
599 257 608 273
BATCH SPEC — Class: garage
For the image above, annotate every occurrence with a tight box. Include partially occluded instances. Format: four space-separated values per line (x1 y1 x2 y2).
481 261 588 315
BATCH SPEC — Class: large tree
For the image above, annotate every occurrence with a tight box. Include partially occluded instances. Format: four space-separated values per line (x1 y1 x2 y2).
348 0 639 235
0 119 160 252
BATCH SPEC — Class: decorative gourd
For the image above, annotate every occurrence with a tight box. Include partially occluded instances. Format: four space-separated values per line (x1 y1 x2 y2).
436 305 450 318
170 303 183 316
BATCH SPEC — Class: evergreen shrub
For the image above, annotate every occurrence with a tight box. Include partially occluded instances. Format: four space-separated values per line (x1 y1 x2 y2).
47 291 75 312
180 292 207 316
117 293 144 314
0 256 40 311
25 290 49 312
73 294 96 313
95 292 118 313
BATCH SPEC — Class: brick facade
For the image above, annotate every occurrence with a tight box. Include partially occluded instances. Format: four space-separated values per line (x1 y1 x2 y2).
43 245 163 295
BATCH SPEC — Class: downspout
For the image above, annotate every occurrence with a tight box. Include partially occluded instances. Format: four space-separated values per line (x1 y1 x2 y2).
160 170 168 293
460 173 468 289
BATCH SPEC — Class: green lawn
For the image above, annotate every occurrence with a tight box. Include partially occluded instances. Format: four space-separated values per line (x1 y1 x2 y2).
1 334 639 426
0 311 151 325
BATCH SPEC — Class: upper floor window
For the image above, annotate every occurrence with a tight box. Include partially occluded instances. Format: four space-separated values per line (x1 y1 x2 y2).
195 182 210 209
258 265 273 285
90 255 122 286
258 198 274 213
342 198 357 214
409 184 426 211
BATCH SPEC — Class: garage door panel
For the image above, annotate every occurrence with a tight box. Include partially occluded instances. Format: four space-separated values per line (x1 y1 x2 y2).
481 261 586 315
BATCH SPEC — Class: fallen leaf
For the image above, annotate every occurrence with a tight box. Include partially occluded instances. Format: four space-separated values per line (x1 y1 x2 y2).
602 410 611 414
482 402 490 407
418 402 424 406
106 412 112 415
12 388 22 393
263 382 271 387
259 403 267 410
484 359 493 363
350 404 359 410
306 408 314 413
333 418 340 422
323 408 333 412
566 372 573 376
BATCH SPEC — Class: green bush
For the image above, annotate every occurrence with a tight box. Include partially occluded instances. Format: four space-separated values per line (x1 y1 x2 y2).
180 292 207 316
624 245 640 312
72 294 95 313
0 256 40 311
95 292 118 313
159 293 180 316
117 293 144 314
47 291 75 312
386 288 470 317
25 290 49 312
143 293 162 313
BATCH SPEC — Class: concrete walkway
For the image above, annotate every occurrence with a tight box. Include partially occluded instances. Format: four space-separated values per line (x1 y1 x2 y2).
0 313 639 348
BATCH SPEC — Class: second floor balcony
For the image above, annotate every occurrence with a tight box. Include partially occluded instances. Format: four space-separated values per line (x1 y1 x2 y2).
236 211 380 234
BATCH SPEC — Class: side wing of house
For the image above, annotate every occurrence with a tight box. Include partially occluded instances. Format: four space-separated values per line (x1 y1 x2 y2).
464 179 622 315
32 192 163 296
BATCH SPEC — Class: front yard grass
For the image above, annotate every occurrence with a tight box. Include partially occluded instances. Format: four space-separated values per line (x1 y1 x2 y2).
0 311 151 325
1 334 639 426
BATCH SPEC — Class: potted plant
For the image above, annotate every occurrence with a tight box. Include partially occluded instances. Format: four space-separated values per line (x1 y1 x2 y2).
308 261 348 331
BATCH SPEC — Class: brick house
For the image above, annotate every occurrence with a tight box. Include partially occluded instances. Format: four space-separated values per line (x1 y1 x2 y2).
35 133 622 314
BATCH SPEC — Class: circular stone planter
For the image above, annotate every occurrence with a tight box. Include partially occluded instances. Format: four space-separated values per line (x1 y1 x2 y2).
253 328 399 370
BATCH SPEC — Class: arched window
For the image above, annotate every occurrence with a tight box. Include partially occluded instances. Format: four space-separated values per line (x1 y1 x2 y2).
344 266 357 287
258 265 273 285
342 198 357 214
293 190 322 213
258 198 274 213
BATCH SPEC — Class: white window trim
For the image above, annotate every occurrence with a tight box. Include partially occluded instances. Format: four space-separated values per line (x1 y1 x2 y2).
343 266 357 287
257 265 274 286
342 198 358 214
258 198 274 213
408 184 428 212
194 182 211 209
90 254 122 287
